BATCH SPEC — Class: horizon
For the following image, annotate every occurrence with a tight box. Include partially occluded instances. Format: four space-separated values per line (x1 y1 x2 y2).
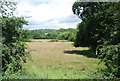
23 27 77 30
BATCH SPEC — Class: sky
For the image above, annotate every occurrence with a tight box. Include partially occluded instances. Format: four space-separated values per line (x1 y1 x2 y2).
14 0 81 30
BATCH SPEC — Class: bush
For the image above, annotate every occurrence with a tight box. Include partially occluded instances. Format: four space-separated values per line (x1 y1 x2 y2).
2 68 38 79
97 44 120 78
49 39 58 42
1 0 30 78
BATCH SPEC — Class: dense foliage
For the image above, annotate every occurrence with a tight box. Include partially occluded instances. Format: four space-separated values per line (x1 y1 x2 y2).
1 0 30 77
25 28 77 42
72 1 120 78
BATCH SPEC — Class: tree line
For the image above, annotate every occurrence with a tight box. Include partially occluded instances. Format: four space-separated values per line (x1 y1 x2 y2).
24 28 77 42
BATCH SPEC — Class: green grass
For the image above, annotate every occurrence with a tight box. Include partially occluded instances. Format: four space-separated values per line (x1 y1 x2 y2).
24 64 105 79
58 40 70 42
23 42 107 79
4 41 107 79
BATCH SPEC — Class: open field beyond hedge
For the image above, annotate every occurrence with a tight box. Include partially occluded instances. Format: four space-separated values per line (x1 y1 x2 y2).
25 39 106 79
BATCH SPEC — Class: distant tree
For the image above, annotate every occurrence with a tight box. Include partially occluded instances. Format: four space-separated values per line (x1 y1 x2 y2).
24 28 77 42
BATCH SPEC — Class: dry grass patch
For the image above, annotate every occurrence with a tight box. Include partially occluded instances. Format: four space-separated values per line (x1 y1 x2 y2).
25 40 106 79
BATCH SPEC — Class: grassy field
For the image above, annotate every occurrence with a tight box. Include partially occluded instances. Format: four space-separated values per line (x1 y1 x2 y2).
24 39 106 79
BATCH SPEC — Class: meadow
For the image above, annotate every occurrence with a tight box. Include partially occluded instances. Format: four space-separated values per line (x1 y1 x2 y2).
23 39 106 79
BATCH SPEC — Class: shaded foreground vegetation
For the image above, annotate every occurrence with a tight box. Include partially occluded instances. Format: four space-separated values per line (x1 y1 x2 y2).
1 0 30 79
73 1 120 78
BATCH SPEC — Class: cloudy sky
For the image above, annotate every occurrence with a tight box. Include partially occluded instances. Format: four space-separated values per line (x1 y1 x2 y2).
15 0 81 30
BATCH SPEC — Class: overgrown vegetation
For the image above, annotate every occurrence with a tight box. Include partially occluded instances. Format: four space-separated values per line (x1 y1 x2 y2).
72 1 120 78
1 0 31 79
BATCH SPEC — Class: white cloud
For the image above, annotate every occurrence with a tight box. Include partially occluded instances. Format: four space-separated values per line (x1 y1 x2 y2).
14 0 81 29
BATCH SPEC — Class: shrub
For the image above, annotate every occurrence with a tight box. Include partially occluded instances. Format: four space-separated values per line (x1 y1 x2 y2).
49 39 58 42
1 0 30 78
97 44 120 78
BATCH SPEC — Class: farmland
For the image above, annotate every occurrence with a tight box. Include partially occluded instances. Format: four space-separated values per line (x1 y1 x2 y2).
24 39 106 79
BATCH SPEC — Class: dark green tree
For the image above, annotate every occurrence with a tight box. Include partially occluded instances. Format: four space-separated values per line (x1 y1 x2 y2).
1 0 30 75
72 1 120 78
